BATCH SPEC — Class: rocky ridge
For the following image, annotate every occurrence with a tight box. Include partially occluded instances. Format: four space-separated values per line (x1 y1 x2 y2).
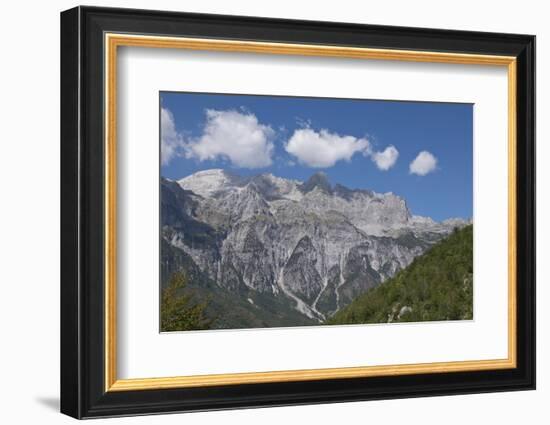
161 169 469 326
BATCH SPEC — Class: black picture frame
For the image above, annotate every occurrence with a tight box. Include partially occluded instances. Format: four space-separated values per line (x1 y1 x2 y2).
61 5 535 419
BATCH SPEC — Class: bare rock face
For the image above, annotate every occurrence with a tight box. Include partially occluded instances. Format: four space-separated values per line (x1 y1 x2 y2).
162 170 469 323
282 235 324 305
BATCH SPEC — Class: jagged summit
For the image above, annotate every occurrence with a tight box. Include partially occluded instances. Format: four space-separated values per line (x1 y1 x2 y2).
300 171 332 194
179 169 369 201
175 169 465 236
178 169 241 197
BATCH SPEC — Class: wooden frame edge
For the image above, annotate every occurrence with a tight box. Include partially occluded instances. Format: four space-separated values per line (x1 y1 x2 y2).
108 358 516 391
104 33 518 392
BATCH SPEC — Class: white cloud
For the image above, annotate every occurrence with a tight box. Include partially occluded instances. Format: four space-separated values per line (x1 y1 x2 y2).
160 107 184 165
372 145 399 170
164 108 400 172
409 151 438 176
185 109 275 169
285 128 370 168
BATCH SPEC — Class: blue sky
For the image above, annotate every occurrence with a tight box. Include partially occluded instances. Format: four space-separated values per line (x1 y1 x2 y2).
160 92 472 221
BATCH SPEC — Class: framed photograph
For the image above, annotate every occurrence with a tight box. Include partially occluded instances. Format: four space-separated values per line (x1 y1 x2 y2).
60 6 535 419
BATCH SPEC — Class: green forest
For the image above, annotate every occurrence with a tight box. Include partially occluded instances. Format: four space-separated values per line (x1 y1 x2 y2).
327 225 473 325
160 225 473 331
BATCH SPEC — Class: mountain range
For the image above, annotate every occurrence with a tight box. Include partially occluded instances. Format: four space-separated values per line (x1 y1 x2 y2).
161 169 470 328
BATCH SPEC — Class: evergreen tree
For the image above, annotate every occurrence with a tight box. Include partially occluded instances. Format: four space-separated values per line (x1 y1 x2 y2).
161 272 211 332
327 225 473 325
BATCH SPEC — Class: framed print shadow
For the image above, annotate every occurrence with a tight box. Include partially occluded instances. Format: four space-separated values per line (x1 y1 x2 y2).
60 6 535 419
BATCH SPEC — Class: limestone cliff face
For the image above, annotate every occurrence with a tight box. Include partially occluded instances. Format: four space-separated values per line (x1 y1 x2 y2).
162 169 468 322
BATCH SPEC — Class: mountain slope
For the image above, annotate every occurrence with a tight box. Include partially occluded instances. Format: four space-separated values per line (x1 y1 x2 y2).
327 225 473 325
161 239 316 329
162 169 470 328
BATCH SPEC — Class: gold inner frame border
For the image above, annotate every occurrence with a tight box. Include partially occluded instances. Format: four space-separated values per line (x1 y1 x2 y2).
104 33 517 392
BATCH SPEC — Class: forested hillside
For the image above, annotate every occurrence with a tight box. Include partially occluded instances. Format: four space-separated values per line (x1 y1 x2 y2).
328 225 473 325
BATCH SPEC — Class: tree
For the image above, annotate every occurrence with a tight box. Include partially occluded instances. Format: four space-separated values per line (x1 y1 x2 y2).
327 225 473 326
160 272 211 332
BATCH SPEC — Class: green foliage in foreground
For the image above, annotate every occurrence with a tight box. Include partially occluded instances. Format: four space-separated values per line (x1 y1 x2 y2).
327 225 473 325
161 239 316 329
160 272 212 332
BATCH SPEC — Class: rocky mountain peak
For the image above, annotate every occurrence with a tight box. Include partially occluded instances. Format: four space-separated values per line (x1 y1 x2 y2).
300 171 332 194
178 168 241 197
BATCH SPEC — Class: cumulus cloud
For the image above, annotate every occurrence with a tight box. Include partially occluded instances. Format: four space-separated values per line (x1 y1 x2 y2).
371 145 399 170
285 128 370 168
164 107 401 172
185 109 275 169
409 151 438 176
160 107 184 165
